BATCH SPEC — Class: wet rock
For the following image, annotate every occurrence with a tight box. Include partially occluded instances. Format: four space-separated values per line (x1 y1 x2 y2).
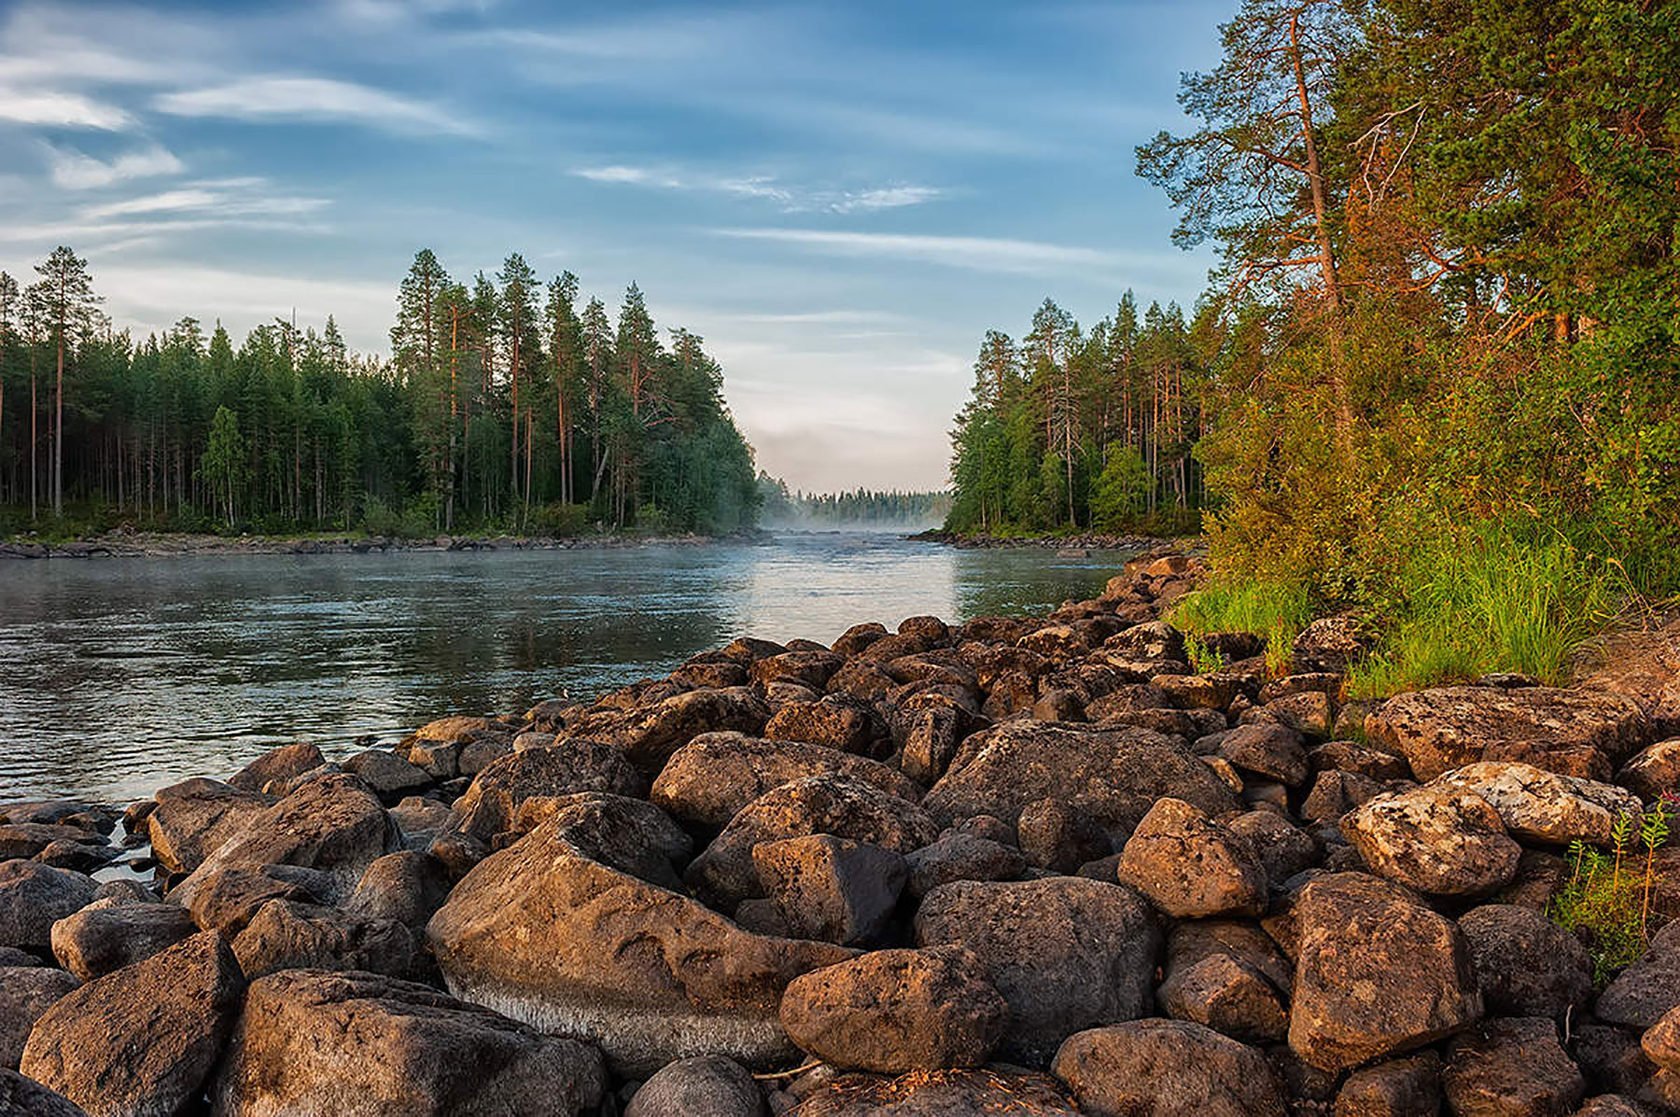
347 850 452 930
1441 1017 1585 1117
231 899 415 979
49 897 196 981
904 832 1025 898
1596 921 1680 1028
1052 1019 1286 1117
146 778 273 874
21 931 245 1117
779 946 1007 1072
913 876 1158 1065
923 722 1239 836
229 742 325 793
753 835 906 947
1117 797 1269 918
1365 687 1649 782
0 1069 91 1117
1340 784 1521 896
427 818 851 1075
0 966 79 1070
626 1055 766 1117
789 1068 1078 1116
452 743 645 839
1459 905 1593 1019
685 774 937 911
1332 1052 1441 1117
0 861 95 953
1432 762 1645 845
1289 872 1481 1071
212 968 607 1116
652 734 918 827
763 696 878 755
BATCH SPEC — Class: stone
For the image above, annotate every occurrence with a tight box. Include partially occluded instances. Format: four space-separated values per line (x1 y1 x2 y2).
170 773 399 909
347 850 452 930
0 1069 91 1117
684 775 938 911
343 749 432 800
1340 784 1521 895
923 722 1239 836
1310 740 1415 781
1229 810 1321 883
182 863 334 935
1016 797 1112 872
599 687 771 773
1051 1019 1286 1117
1288 872 1482 1071
1117 797 1269 918
1292 615 1375 673
763 697 877 755
904 832 1025 898
512 792 693 891
1432 762 1645 845
231 899 415 979
1596 921 1680 1028
229 742 325 793
1571 1022 1657 1097
0 966 79 1070
1442 1017 1585 1117
1156 920 1292 1045
452 742 646 839
0 861 95 953
1569 1098 1649 1117
0 825 106 863
1105 620 1186 662
1459 905 1593 1019
651 734 918 827
1253 691 1336 740
1365 687 1649 782
146 778 273 874
21 931 245 1117
1216 723 1310 786
753 835 906 947
625 1055 766 1117
1333 1053 1442 1117
789 1069 1077 1116
913 876 1159 1065
212 968 607 1116
779 946 1007 1073
49 898 196 981
427 818 851 1076
1645 1004 1680 1071
1619 738 1680 802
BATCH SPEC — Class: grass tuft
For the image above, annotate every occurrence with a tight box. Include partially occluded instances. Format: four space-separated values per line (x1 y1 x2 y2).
1169 577 1315 675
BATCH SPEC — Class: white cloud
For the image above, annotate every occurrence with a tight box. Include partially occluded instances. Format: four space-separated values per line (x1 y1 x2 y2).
79 181 327 221
46 144 184 190
154 76 475 135
573 164 939 215
0 88 130 130
711 227 1117 275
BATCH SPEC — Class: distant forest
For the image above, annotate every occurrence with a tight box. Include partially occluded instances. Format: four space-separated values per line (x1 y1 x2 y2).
757 478 950 528
0 248 760 537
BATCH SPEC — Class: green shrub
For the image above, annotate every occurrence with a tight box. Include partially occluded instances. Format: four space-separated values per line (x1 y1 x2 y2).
1168 576 1314 675
1184 635 1229 675
1549 803 1673 983
531 502 588 538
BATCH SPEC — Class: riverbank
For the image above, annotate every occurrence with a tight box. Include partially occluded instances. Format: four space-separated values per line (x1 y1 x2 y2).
0 527 768 560
911 527 1189 553
1 550 1677 1115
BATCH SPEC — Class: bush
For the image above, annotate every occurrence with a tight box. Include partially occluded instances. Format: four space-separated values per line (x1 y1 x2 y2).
530 502 588 538
1168 576 1315 675
1549 802 1674 983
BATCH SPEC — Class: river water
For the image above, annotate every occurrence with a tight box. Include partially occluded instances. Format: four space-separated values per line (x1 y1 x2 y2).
0 533 1127 804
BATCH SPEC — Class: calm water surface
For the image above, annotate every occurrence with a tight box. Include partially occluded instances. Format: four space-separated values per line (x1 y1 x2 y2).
0 533 1126 803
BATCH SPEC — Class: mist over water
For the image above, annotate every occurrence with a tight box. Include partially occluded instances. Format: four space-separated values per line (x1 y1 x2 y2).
0 532 1129 804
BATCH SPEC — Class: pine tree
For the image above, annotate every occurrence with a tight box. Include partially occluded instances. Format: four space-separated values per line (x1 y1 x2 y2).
34 246 100 516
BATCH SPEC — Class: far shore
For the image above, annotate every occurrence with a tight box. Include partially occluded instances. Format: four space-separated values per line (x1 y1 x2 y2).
0 528 765 561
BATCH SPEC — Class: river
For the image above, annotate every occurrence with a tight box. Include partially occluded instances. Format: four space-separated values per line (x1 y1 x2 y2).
0 533 1129 804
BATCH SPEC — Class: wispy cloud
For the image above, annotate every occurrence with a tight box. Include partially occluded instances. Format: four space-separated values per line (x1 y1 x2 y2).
0 88 131 130
46 143 183 189
154 76 476 135
711 227 1116 275
574 164 940 215
79 180 327 221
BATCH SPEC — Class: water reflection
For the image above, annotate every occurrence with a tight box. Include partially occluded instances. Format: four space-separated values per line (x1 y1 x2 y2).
0 533 1125 803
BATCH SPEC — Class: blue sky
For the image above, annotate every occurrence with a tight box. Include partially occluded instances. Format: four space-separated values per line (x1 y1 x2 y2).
0 0 1227 491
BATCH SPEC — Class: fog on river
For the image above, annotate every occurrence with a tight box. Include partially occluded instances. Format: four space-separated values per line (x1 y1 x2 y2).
0 532 1130 804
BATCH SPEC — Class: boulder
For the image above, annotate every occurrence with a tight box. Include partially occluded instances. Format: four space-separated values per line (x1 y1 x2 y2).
0 825 107 863
763 697 877 755
598 687 771 773
1432 762 1644 845
789 1069 1078 1116
1365 687 1649 782
923 722 1239 836
1051 1019 1286 1117
229 742 325 793
182 863 334 935
651 735 918 827
146 778 273 874
231 899 415 979
1618 738 1680 803
0 1069 91 1117
1292 615 1375 674
427 819 851 1075
1017 797 1113 872
1229 810 1321 883
1441 1017 1585 1117
0 861 95 953
1332 1053 1442 1117
451 743 645 839
1310 740 1414 781
1157 921 1291 1043
511 792 692 890
1596 921 1680 1028
343 749 433 801
170 774 399 909
21 931 245 1117
779 946 1007 1073
753 835 906 947
1289 872 1481 1071
1302 769 1392 824
625 1055 766 1117
50 898 197 981
1645 1004 1680 1072
1459 905 1593 1019
684 775 937 911
914 876 1159 1065
212 968 607 1116
0 966 79 1070
1340 784 1521 895
1117 797 1269 918
1216 723 1310 787
1251 691 1336 740
904 832 1025 898
347 850 452 930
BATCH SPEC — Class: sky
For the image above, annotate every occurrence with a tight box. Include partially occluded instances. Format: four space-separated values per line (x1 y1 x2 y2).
0 0 1228 493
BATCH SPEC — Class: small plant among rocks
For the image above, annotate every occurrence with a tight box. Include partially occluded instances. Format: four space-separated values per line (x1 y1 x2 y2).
1549 796 1675 983
1184 635 1229 675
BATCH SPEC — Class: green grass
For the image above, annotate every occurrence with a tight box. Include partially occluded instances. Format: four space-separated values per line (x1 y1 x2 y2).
1549 804 1673 983
1168 576 1315 675
1346 526 1621 698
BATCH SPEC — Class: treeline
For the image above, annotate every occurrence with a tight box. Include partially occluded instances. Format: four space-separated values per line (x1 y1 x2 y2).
757 477 951 527
0 248 761 537
946 293 1204 535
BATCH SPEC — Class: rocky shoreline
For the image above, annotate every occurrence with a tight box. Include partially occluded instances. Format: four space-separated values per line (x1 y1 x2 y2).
0 529 759 561
910 528 1176 552
3 552 1680 1115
